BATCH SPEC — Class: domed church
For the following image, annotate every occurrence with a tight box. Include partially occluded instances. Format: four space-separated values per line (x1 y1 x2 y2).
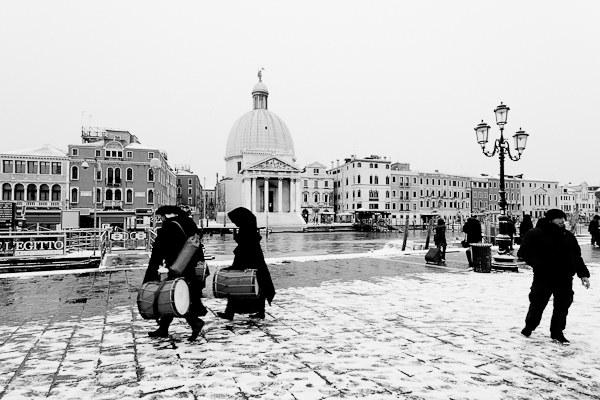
222 72 306 228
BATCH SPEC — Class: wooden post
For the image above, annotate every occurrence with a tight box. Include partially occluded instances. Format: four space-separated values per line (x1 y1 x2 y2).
401 217 410 251
424 218 434 249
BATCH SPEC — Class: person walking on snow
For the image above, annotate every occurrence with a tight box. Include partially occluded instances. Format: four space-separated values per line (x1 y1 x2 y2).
588 215 599 247
517 209 590 343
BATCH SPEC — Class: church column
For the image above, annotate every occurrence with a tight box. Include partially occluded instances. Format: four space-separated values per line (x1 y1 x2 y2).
251 177 257 212
263 177 269 212
277 178 283 213
244 178 252 210
296 179 302 212
289 178 295 212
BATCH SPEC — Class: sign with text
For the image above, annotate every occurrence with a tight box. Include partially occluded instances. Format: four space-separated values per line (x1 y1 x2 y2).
0 202 16 230
0 234 66 257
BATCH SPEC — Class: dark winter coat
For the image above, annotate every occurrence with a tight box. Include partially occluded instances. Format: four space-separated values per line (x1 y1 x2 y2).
517 220 590 280
226 207 276 305
519 216 533 238
588 219 599 235
143 215 206 313
462 217 482 243
434 222 447 247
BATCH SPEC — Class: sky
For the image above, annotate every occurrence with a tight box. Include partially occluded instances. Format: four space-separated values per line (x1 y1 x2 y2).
1 1 599 188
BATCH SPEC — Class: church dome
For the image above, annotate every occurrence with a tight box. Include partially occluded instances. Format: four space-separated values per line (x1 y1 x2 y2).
225 80 295 159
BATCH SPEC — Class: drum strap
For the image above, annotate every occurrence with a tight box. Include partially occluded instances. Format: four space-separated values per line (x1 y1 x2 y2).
153 280 169 319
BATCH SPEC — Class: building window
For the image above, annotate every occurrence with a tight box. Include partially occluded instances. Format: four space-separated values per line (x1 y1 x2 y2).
148 152 154 159
72 148 79 156
126 168 133 181
95 149 101 157
39 162 50 174
148 169 155 182
126 189 133 204
71 166 79 180
304 180 308 188
3 160 13 173
188 187 192 195
26 161 37 174
314 193 319 202
126 151 133 158
314 168 319 174
148 189 154 205
325 181 329 188
51 162 61 174
188 197 192 204
237 162 241 173
71 188 78 203
303 193 308 202
314 181 318 188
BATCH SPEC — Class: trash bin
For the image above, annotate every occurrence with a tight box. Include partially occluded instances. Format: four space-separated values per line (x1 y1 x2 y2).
471 243 492 273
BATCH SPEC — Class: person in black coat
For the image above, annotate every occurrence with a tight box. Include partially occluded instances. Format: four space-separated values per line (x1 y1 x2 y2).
519 214 533 239
517 209 591 343
433 218 447 260
462 216 482 268
217 207 275 321
143 205 207 341
588 215 599 246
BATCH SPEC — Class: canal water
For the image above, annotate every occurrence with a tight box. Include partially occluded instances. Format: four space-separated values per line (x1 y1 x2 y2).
202 229 600 264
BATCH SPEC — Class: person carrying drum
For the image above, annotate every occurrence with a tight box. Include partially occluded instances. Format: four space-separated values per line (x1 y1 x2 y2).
143 205 207 341
217 207 275 321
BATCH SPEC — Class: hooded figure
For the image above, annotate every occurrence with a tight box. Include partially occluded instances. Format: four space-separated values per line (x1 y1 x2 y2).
217 207 275 320
143 206 206 341
517 209 590 343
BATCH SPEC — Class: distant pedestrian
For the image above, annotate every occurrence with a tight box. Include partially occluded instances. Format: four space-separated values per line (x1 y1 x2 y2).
217 207 276 321
144 205 207 341
588 215 599 247
517 209 591 343
520 214 533 239
462 216 483 268
506 217 516 250
434 218 447 261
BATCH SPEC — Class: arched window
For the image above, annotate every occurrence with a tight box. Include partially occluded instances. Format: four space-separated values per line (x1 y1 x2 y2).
107 167 114 184
352 190 355 198
51 184 61 201
303 192 308 203
357 190 361 198
115 168 121 185
71 166 79 180
14 184 24 201
40 184 50 201
95 188 102 204
374 176 379 184
115 189 122 201
27 184 37 201
385 176 390 185
357 175 361 184
126 168 133 181
2 183 11 200
105 189 113 201
314 193 319 203
370 176 373 184
148 169 155 182
386 191 390 198
126 189 133 203
148 189 154 205
71 188 78 203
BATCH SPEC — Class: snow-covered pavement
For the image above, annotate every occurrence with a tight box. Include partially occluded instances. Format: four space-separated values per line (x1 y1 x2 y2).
0 256 598 399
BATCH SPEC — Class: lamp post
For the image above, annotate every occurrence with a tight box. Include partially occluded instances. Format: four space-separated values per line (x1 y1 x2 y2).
150 158 161 228
221 177 233 227
474 102 529 254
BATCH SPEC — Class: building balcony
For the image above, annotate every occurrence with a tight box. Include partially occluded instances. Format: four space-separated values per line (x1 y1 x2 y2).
103 200 123 209
21 200 64 209
105 180 122 187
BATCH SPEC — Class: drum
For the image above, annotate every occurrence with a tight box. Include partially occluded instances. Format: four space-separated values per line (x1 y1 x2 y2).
213 269 259 299
137 278 190 319
471 243 493 273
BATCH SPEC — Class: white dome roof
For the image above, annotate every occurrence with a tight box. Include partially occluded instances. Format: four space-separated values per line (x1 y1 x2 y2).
225 109 295 158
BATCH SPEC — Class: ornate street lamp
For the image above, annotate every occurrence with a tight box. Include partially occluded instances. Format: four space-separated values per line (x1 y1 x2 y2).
474 102 529 256
150 157 161 228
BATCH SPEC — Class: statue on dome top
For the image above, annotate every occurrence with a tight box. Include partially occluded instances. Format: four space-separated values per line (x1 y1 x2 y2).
258 67 264 82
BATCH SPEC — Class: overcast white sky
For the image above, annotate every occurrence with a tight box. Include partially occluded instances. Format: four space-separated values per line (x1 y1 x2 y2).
1 1 599 188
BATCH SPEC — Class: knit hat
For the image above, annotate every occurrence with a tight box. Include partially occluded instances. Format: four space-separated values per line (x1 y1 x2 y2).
545 209 567 221
155 205 186 216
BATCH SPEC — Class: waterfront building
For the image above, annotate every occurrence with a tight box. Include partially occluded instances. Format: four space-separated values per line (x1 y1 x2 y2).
520 178 560 219
329 154 392 222
221 74 305 228
413 170 471 226
562 182 597 222
300 162 334 223
68 127 176 229
175 165 204 222
0 144 70 229
559 184 577 218
470 176 490 217
390 163 419 227
486 174 523 220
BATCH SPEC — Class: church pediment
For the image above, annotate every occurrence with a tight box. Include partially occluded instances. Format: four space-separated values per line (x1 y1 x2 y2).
247 157 302 172
532 186 548 193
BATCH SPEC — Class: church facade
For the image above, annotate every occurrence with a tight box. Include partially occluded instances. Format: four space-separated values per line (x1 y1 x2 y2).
220 75 306 228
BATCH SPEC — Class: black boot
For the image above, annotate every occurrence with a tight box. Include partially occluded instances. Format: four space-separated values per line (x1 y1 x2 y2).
551 332 570 343
148 317 171 338
188 320 205 342
249 312 265 319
